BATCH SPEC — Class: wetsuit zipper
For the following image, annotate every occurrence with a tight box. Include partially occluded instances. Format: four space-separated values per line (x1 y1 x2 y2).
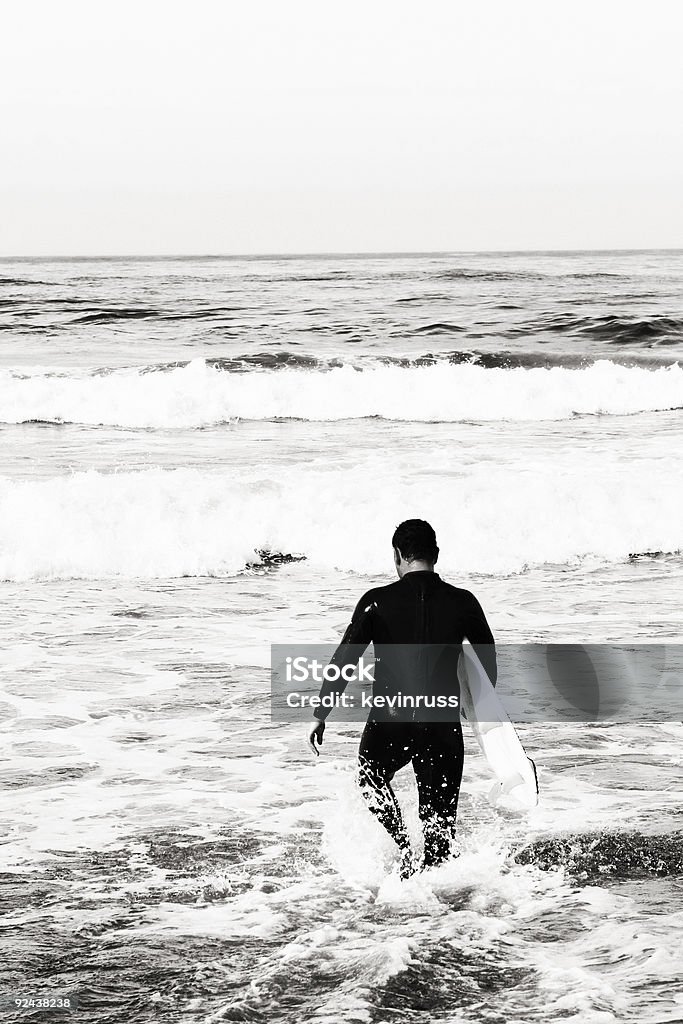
415 587 427 722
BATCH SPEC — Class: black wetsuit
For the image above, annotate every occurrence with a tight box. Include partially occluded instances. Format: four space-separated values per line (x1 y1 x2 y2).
315 571 496 866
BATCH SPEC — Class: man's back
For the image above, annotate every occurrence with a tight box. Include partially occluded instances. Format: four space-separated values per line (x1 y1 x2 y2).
334 570 497 685
311 570 497 726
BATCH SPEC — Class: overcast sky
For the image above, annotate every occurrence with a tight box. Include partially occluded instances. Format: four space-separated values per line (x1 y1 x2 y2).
2 0 682 255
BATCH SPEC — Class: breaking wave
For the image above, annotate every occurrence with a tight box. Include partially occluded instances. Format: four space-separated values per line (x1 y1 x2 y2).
1 358 681 428
1 455 680 581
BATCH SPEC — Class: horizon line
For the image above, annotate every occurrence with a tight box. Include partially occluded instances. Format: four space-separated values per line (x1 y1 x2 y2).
2 246 683 262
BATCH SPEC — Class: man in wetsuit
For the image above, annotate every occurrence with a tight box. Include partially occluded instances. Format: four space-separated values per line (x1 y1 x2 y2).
306 519 497 876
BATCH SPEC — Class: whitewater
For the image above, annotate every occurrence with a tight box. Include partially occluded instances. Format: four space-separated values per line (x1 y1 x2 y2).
1 448 681 580
1 249 682 1024
1 358 683 426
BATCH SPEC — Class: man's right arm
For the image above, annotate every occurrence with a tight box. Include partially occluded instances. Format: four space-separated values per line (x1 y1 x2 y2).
462 591 497 687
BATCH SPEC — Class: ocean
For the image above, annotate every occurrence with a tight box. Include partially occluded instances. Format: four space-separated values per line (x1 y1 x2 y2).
0 250 682 1023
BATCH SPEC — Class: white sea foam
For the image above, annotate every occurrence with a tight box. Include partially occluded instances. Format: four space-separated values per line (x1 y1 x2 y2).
1 358 682 426
0 453 680 581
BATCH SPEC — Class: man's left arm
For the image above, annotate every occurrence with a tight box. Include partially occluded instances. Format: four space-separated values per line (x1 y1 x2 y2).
307 591 375 755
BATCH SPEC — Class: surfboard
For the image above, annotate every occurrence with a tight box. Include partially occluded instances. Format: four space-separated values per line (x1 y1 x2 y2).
457 641 539 812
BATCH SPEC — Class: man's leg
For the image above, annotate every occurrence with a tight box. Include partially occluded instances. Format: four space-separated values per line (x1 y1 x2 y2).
411 722 465 868
358 719 414 853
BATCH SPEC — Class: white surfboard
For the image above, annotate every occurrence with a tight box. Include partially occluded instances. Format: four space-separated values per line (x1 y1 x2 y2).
457 641 539 812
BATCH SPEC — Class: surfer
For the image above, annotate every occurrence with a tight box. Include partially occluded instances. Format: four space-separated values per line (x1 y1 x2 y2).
306 519 497 876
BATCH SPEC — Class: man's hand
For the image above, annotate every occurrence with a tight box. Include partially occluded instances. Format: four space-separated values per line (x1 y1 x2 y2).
306 718 325 757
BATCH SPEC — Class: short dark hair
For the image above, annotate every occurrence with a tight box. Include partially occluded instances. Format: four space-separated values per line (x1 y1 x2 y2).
392 519 439 564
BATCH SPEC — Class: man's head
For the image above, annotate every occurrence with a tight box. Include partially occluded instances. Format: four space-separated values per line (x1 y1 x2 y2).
392 519 439 577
